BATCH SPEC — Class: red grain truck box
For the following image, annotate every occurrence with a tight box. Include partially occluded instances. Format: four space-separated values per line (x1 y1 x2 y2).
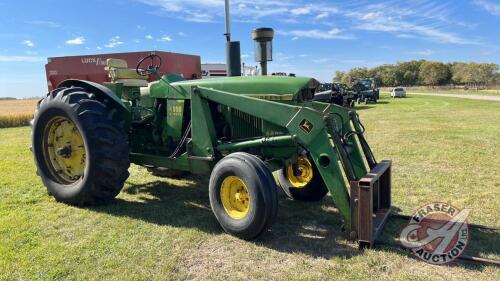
45 51 201 91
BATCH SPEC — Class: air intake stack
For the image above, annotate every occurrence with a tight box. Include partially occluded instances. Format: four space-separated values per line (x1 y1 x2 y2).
252 28 274 76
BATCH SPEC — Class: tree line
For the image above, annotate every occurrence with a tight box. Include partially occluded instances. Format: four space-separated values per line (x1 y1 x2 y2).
334 60 499 87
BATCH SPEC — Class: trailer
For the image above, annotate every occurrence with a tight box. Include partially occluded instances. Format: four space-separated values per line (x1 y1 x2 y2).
201 63 259 78
201 63 227 78
45 51 201 91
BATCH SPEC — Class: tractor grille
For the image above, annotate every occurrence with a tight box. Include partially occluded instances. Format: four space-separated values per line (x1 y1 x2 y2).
228 108 288 140
231 109 262 139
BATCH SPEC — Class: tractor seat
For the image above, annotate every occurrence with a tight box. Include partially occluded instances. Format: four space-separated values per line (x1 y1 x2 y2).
105 58 148 87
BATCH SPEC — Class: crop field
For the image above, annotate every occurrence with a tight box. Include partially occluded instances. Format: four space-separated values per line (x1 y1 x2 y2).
0 94 499 280
0 99 38 128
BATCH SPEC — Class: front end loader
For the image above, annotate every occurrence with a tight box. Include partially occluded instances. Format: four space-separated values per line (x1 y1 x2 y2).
31 54 392 248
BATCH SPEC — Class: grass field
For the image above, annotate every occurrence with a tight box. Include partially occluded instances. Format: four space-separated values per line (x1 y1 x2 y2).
0 99 38 128
382 88 500 96
0 95 499 280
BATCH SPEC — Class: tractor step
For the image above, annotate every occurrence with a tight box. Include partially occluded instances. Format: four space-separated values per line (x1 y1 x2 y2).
349 160 392 248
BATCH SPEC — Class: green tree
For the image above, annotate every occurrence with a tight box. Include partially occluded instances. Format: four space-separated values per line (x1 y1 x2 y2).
334 71 345 83
419 61 451 86
451 62 468 84
476 63 498 86
338 60 497 87
398 60 423 86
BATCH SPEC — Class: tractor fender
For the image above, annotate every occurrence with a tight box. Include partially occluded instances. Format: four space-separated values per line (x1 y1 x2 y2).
58 79 129 112
58 79 131 129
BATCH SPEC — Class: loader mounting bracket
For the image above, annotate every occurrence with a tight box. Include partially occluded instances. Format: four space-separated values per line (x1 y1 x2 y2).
350 160 392 248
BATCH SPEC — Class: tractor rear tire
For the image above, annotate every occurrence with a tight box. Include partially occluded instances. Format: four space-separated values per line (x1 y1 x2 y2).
31 86 130 205
277 156 328 202
209 152 278 240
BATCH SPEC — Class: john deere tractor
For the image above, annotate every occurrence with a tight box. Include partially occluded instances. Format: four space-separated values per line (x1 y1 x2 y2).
31 53 392 247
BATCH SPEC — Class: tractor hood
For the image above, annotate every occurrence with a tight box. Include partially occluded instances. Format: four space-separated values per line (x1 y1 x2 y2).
153 76 319 101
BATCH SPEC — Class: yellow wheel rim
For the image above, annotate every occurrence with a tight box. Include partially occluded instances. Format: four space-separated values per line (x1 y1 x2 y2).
220 176 250 220
286 156 313 188
43 116 86 184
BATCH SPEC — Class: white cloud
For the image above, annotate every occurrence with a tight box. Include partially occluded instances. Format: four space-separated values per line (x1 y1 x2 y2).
96 46 102 50
137 0 479 46
396 34 416 39
25 50 38 55
315 12 329 20
474 0 500 16
139 0 222 12
0 55 44 62
412 25 476 45
158 35 172 42
360 11 382 21
312 58 376 66
349 2 478 45
241 54 249 59
299 54 309 57
313 58 332 64
145 34 153 40
278 28 354 40
408 49 436 56
291 6 311 16
24 20 60 28
65 36 85 45
184 11 214 22
104 36 124 48
178 32 187 37
139 0 293 22
22 40 34 47
275 52 294 61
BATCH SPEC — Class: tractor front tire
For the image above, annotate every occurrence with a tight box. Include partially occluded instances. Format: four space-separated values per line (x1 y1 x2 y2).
277 156 328 202
31 86 130 205
209 152 278 240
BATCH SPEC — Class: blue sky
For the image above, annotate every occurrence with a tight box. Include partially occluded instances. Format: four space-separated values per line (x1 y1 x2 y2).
0 0 499 97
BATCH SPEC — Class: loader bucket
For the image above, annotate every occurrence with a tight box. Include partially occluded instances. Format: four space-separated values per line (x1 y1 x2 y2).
350 160 392 248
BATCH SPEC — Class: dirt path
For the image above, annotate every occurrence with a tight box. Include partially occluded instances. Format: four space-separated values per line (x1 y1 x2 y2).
410 92 500 102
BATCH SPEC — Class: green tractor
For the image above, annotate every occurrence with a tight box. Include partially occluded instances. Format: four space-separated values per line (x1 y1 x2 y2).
31 53 392 247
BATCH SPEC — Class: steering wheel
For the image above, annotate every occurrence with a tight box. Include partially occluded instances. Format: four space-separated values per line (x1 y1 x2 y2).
136 54 162 76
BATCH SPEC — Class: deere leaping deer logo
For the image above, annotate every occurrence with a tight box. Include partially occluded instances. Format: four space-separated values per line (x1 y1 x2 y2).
299 119 313 133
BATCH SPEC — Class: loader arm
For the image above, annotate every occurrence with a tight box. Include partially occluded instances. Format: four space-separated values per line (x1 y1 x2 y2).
194 86 393 246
